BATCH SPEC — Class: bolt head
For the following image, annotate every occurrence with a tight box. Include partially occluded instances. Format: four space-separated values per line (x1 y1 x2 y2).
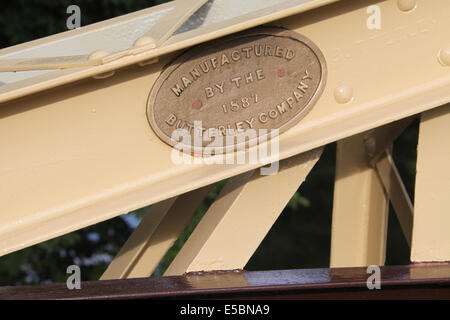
334 84 354 104
439 46 450 66
397 0 416 12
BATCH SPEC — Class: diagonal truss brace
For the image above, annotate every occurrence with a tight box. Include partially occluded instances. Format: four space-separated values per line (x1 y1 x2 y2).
101 184 213 280
364 118 415 247
102 148 323 279
331 118 414 268
164 149 323 276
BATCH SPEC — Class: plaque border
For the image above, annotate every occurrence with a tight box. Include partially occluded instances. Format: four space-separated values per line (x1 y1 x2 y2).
146 27 328 153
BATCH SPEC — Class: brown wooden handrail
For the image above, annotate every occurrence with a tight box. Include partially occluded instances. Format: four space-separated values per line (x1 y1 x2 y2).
0 263 449 300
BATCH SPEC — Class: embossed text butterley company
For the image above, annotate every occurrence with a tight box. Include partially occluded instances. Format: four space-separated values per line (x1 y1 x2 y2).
147 28 327 153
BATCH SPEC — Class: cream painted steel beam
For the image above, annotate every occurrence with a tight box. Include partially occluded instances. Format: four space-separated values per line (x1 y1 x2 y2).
375 150 413 246
330 135 389 268
0 0 337 96
100 197 176 280
411 104 450 262
364 117 414 167
331 119 416 267
101 185 212 280
362 118 415 246
164 149 323 275
1 0 450 256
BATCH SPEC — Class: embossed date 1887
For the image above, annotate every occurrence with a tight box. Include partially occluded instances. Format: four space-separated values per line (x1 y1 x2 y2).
147 27 327 153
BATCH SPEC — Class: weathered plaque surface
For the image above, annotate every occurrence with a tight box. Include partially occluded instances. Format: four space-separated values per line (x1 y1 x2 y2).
147 28 327 153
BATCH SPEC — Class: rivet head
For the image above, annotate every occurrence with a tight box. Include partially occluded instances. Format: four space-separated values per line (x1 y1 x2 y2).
438 46 450 66
334 84 353 104
133 36 155 47
88 50 109 61
397 0 416 12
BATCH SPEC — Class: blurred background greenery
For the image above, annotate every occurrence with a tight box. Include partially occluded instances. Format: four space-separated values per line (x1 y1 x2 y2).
0 0 416 286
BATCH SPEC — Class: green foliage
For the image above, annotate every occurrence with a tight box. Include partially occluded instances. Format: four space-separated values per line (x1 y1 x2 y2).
287 192 311 210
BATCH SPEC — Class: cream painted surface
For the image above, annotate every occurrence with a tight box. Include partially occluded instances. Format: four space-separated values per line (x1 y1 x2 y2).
164 150 322 275
330 135 389 267
411 104 450 262
0 0 450 256
375 150 413 246
0 0 314 84
0 0 337 100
